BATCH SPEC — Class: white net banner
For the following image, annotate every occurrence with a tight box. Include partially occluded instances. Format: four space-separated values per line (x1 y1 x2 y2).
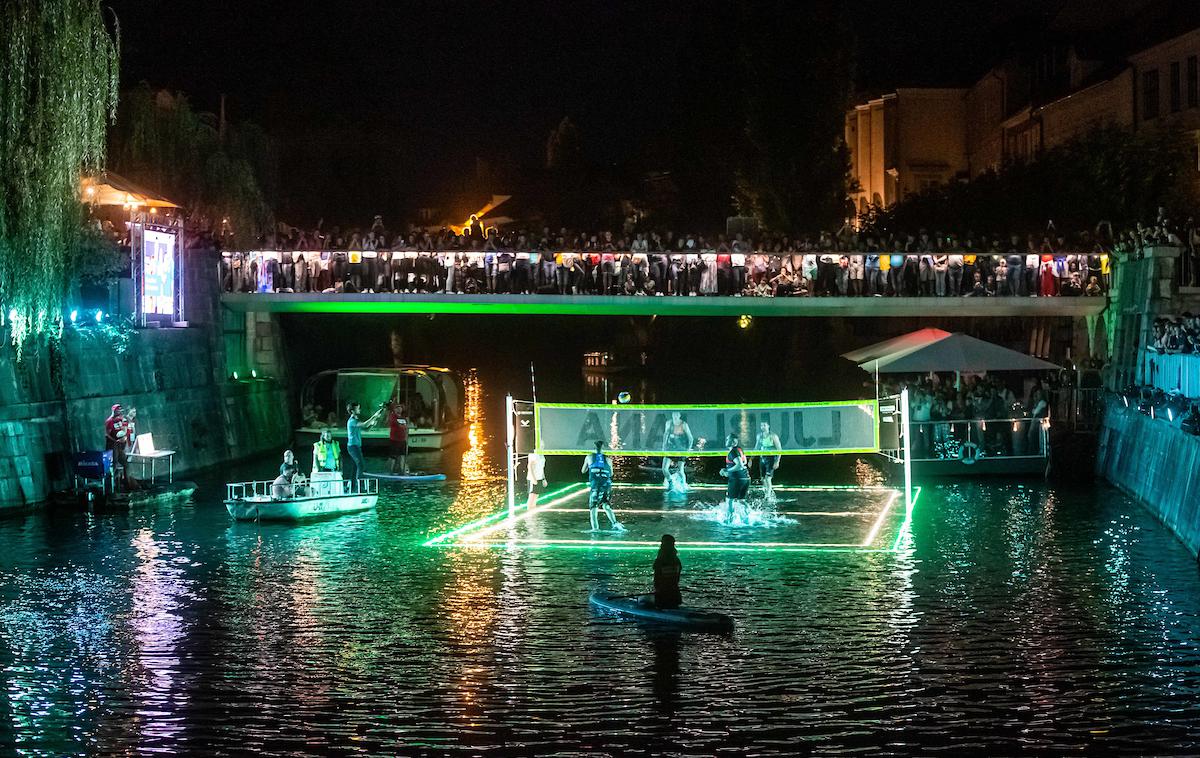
534 401 878 456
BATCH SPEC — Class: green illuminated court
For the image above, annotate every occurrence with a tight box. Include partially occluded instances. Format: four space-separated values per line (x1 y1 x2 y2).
425 482 920 553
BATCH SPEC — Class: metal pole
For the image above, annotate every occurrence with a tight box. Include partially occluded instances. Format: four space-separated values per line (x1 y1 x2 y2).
505 393 516 519
900 387 913 510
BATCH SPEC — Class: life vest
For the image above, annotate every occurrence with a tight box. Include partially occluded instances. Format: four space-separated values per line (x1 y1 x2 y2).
314 439 341 468
588 452 611 477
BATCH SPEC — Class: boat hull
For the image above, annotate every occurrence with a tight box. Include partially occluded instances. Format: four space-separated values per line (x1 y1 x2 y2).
225 493 377 521
589 592 734 632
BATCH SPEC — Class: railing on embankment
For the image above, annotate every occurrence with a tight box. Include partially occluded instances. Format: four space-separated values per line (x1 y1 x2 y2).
1098 399 1200 557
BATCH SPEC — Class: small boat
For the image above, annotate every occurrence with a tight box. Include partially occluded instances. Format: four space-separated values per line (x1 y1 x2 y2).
57 480 198 509
224 477 377 522
295 365 468 451
589 592 734 632
365 472 446 482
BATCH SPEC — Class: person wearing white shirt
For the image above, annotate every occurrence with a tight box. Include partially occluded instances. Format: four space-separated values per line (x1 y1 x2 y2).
526 451 548 508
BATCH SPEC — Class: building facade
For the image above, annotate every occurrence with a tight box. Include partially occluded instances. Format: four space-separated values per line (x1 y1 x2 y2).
847 25 1200 214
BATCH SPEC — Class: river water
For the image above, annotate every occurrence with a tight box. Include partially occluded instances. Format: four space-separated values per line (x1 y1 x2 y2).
3 378 1200 755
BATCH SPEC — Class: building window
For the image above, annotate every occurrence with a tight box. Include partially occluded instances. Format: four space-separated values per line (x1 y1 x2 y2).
1143 69 1160 120
1170 61 1181 113
1188 56 1198 109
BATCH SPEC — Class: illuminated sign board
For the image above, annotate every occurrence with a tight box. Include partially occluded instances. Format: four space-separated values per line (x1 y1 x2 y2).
142 229 176 316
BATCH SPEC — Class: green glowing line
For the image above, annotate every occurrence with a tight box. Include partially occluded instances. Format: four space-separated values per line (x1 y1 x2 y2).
461 488 590 542
536 400 876 410
860 491 900 547
544 508 879 517
890 486 923 551
539 448 880 457
442 540 893 554
421 483 585 545
609 483 899 492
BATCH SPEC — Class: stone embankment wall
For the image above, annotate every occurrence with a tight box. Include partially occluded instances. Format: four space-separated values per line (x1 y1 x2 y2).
1098 401 1200 556
0 247 291 513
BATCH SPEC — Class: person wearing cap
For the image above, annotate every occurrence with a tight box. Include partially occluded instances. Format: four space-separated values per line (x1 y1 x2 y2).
104 404 131 489
650 534 682 609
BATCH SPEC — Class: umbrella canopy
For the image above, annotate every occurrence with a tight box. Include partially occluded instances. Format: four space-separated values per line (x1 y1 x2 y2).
856 332 1061 374
840 328 952 364
81 171 181 209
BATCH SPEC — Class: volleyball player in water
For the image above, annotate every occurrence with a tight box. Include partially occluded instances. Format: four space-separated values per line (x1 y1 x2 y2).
660 411 694 491
755 420 782 501
581 440 625 532
719 433 751 523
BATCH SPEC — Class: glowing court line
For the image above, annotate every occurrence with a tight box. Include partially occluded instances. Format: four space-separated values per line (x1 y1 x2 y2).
611 483 898 492
859 490 900 547
544 508 876 517
461 487 590 542
422 483 586 546
468 537 864 548
453 540 893 554
890 486 923 551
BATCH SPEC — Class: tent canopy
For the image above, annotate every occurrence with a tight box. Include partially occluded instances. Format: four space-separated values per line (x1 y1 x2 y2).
840 328 951 364
848 331 1061 374
81 171 181 209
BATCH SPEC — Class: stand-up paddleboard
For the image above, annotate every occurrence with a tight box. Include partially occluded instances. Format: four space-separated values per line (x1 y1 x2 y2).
589 592 734 632
365 472 447 482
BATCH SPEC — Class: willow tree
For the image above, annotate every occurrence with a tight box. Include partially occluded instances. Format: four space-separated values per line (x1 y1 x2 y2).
0 1 118 350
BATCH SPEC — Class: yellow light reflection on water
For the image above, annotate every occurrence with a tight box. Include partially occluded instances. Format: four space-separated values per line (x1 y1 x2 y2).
459 369 489 482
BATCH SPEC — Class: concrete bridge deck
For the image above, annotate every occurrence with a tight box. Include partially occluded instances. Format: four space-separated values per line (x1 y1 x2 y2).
220 292 1108 318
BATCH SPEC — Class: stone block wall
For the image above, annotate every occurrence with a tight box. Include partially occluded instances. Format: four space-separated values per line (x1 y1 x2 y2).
1098 400 1200 556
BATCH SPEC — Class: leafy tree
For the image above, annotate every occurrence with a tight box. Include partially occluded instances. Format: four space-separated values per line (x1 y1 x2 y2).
864 126 1199 236
734 1 853 233
109 84 276 247
0 0 118 350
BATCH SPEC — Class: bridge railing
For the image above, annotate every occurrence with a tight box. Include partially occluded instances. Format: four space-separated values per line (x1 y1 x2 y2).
216 250 1112 298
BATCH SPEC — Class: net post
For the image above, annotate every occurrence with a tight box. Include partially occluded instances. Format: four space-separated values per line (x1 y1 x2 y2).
900 387 913 510
505 393 516 519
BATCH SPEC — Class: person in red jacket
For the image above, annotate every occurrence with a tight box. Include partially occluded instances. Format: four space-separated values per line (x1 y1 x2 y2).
387 402 410 475
104 404 131 489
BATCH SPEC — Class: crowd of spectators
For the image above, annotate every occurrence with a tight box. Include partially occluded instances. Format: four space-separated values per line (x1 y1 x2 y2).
881 375 1052 460
220 215 1130 298
1150 313 1200 353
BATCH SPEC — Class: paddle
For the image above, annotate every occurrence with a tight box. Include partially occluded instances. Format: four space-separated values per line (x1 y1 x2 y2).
603 587 694 601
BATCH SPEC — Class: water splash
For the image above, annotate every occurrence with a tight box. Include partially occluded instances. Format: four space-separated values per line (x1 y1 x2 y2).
690 496 797 528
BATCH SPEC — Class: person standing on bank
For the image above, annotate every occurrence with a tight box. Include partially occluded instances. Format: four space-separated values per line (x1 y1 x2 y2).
104 403 132 490
345 401 383 481
386 402 410 475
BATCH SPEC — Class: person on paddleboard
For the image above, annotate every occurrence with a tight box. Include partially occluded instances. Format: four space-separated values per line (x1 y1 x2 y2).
754 420 782 502
651 534 682 609
581 440 624 532
719 433 750 523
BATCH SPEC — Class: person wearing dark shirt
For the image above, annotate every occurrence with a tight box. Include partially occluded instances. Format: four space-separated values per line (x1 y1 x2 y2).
651 534 682 609
104 403 131 490
720 434 750 523
387 402 410 475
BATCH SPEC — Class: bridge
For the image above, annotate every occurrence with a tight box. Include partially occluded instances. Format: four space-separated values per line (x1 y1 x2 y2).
220 292 1108 318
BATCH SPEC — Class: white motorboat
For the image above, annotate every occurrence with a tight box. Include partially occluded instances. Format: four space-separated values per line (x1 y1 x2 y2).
224 473 377 521
295 365 468 451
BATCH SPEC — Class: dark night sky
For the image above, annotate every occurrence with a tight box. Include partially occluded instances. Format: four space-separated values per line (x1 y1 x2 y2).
103 0 1147 223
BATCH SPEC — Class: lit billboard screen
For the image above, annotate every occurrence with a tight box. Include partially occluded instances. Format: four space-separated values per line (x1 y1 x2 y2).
142 229 176 316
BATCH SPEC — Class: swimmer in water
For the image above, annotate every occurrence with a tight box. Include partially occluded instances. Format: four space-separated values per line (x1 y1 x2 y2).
754 420 782 501
660 411 694 491
581 440 624 532
719 433 750 523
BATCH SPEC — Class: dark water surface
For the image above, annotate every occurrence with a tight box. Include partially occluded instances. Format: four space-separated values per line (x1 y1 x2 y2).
3 387 1200 755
